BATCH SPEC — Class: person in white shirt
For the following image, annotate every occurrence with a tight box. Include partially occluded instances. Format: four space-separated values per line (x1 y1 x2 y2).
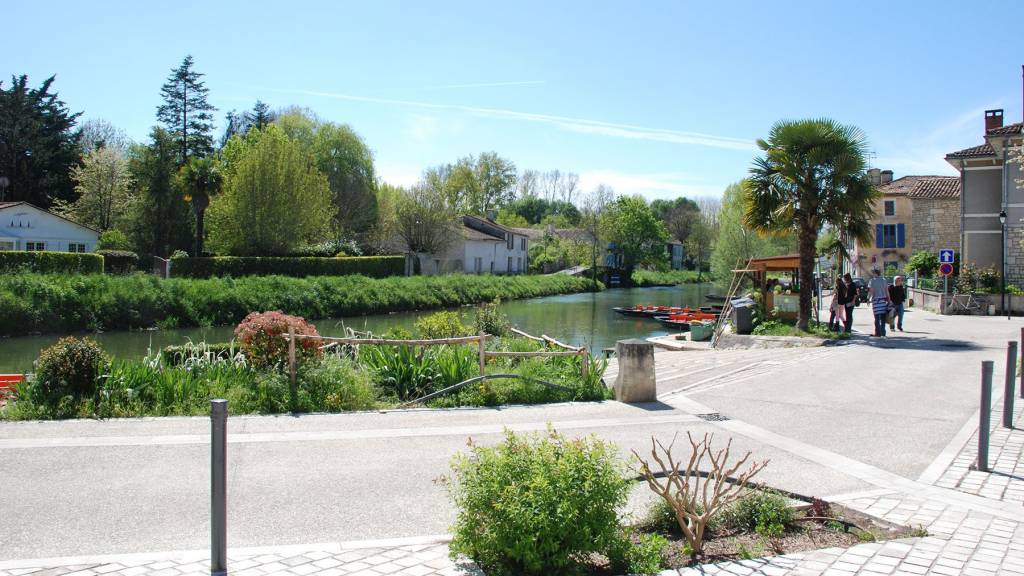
867 268 891 337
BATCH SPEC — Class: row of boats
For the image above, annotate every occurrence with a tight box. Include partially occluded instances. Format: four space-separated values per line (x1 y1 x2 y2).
612 294 726 331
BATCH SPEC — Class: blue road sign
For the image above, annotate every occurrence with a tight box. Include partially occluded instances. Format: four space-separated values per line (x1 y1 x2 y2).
939 249 955 264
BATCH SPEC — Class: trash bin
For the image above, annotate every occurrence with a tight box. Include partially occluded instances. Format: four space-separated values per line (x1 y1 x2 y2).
689 321 713 341
732 301 755 335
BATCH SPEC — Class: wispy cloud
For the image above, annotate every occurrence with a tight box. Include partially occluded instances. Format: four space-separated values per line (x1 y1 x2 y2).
406 114 440 142
254 86 756 151
420 80 546 90
578 170 725 199
875 102 1003 176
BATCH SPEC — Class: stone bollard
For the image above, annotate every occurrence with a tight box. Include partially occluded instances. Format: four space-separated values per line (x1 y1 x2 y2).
614 339 657 403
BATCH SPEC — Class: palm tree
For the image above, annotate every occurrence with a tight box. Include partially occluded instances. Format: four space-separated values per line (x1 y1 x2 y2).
745 119 878 330
179 157 222 257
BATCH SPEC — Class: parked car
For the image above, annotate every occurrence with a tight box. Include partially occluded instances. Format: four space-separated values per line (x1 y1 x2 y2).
851 278 869 305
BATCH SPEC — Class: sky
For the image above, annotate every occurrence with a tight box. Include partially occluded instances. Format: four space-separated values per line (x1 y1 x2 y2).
4 0 1023 201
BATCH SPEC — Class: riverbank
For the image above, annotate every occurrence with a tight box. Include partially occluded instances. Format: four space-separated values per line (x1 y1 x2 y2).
630 269 703 287
0 273 602 337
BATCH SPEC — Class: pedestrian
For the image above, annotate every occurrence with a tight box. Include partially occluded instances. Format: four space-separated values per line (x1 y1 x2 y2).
843 273 856 333
828 276 847 331
868 268 891 337
889 275 907 331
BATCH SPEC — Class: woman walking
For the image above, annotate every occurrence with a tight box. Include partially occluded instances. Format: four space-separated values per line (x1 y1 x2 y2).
829 276 847 331
843 273 856 333
888 275 907 331
868 268 891 337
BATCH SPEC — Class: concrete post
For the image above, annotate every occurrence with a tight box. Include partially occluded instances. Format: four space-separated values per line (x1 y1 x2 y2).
1005 341 1017 428
614 339 657 403
288 326 297 411
210 399 228 576
978 361 993 472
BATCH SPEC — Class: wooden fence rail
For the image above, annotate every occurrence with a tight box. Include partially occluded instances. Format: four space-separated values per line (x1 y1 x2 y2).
283 327 590 409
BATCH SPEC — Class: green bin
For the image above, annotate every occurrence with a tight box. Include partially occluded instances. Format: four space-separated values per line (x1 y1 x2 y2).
689 321 713 341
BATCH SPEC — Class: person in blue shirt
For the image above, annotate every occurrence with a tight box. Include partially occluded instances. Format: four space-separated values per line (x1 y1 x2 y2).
868 268 891 337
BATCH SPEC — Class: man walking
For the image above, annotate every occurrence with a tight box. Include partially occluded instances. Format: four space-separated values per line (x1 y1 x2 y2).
888 275 907 331
868 268 891 337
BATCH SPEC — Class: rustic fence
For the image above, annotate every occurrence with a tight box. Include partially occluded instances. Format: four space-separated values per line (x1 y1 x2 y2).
282 326 590 407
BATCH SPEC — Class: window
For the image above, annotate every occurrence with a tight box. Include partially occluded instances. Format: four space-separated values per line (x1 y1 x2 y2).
874 223 905 249
506 233 513 250
68 243 86 253
517 257 522 272
520 238 526 251
25 241 45 251
507 256 512 272
882 225 897 248
474 257 482 273
490 261 494 273
0 241 14 251
884 200 895 216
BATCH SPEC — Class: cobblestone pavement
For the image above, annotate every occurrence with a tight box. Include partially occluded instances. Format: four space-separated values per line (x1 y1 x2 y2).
4 369 1022 575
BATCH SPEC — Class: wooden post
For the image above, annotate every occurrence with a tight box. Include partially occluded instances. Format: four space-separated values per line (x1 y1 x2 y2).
478 332 487 376
287 326 297 411
580 348 589 381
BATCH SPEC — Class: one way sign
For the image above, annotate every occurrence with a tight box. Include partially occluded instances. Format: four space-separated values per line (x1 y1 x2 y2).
939 249 955 264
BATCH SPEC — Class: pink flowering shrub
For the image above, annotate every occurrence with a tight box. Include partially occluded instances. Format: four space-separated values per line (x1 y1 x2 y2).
234 311 322 367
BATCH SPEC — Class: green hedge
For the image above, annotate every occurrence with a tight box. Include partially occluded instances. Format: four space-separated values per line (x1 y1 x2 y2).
96 250 139 274
0 272 603 336
0 251 104 274
170 255 405 278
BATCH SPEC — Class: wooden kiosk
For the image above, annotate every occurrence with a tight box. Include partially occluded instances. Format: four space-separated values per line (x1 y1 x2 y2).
735 254 803 320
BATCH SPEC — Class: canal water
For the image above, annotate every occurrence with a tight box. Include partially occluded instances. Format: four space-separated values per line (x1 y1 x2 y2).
0 284 717 373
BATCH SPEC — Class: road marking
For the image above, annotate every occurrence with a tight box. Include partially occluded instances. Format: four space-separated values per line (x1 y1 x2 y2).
0 413 703 450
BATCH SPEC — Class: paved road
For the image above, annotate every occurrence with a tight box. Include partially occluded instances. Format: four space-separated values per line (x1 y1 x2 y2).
1 305 1020 559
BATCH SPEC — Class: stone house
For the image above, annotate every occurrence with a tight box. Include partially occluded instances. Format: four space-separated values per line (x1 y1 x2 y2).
417 215 530 275
945 108 1023 284
851 171 961 277
0 201 99 252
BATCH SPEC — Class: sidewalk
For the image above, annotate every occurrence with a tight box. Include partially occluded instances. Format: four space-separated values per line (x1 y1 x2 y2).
4 402 1021 576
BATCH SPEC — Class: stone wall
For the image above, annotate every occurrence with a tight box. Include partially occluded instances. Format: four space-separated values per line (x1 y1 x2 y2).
1007 226 1024 287
911 197 960 255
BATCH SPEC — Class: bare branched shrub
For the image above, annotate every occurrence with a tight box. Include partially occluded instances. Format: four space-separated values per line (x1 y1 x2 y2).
633 432 769 561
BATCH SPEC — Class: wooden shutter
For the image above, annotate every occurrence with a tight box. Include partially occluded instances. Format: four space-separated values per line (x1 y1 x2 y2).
897 224 905 248
875 224 883 249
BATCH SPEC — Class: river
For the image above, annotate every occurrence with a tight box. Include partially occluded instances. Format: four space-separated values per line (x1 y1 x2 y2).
0 284 718 373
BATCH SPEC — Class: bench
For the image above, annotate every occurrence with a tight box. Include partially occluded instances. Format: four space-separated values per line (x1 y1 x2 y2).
0 374 25 394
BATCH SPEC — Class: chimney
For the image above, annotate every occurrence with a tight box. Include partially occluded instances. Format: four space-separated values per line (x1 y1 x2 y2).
985 109 1004 132
867 168 881 185
485 209 498 222
880 170 893 184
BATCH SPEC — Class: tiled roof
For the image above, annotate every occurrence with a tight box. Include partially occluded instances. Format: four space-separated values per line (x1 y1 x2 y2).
945 143 995 159
877 176 961 199
987 122 1023 136
461 225 503 242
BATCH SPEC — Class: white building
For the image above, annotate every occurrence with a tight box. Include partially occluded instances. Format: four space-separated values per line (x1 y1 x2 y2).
0 202 100 252
418 215 530 275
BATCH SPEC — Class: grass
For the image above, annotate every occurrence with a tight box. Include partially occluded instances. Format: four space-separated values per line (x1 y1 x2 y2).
0 336 611 420
0 272 602 337
751 319 850 339
631 269 703 287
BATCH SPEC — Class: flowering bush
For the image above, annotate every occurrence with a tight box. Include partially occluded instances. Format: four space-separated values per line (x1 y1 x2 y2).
31 337 111 402
234 311 322 367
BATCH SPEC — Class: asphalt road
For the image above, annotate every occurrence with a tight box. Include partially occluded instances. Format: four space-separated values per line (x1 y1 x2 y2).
1 306 1019 560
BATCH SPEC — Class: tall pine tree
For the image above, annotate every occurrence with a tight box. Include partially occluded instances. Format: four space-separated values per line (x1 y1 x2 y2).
0 75 81 207
156 55 216 164
245 100 273 130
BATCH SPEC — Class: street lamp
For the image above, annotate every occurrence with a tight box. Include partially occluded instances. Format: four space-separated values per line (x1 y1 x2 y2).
1000 210 1007 319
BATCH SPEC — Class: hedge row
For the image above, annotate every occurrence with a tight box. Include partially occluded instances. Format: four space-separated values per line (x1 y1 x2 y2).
96 250 139 274
170 255 405 278
0 273 603 336
0 251 104 274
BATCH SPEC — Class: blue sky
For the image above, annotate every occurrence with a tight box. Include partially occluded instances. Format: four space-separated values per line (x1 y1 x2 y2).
5 0 1022 200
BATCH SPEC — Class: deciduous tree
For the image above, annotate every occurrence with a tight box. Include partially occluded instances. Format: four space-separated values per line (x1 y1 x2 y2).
602 195 669 271
58 146 134 231
711 182 795 280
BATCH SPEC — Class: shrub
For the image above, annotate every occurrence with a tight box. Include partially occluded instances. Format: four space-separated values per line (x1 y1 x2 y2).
234 311 322 367
31 337 111 403
296 355 377 411
474 299 510 336
0 251 103 274
290 239 362 257
607 530 668 575
169 255 403 278
720 489 794 533
905 251 939 278
97 229 132 251
170 249 189 259
445 428 630 576
96 250 139 274
415 310 471 339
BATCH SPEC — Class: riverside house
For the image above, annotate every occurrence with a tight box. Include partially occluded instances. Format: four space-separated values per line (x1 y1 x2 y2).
945 109 1024 284
417 214 530 275
0 201 99 253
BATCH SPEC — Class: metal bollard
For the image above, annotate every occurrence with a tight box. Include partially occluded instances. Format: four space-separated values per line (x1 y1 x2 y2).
211 399 228 575
1005 342 1017 428
978 362 993 472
